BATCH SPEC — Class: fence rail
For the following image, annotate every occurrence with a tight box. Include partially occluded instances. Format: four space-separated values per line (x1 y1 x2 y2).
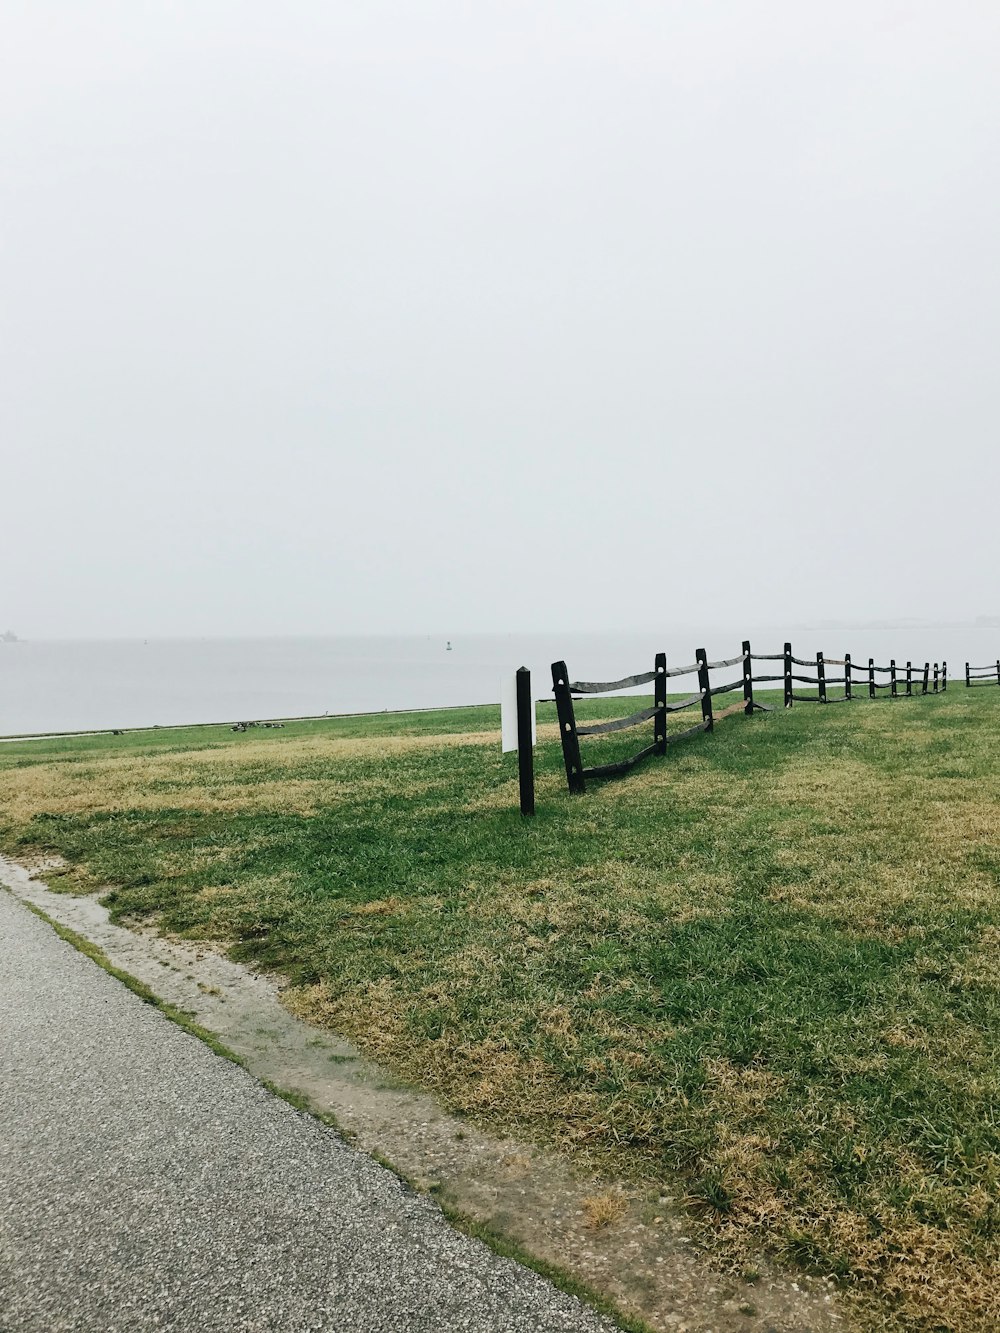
965 662 1000 687
551 639 948 795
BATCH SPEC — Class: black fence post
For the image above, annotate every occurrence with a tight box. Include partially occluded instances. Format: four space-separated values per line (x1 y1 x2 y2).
922 662 929 695
933 663 939 693
869 658 876 700
516 667 535 817
551 661 585 794
696 648 714 732
784 642 793 708
942 661 947 692
966 662 970 688
654 652 667 755
845 653 852 700
890 659 897 698
742 640 754 716
906 661 913 696
996 659 999 687
817 651 827 703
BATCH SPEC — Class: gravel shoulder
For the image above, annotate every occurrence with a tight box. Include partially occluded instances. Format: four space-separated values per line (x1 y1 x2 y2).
0 887 617 1333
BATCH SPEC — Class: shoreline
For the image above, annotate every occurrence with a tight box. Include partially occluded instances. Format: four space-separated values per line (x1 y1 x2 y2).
0 699 501 745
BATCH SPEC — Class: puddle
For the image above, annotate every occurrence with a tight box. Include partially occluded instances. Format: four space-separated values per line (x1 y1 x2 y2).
1 854 848 1333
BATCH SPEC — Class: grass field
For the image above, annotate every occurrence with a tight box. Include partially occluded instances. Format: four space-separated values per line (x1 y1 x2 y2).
2 688 999 1330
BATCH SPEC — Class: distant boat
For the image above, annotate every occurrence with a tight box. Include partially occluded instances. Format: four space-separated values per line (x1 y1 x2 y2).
446 641 453 651
1 629 18 643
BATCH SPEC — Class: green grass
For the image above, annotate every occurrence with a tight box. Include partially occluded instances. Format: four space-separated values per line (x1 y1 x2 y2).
3 687 1000 1330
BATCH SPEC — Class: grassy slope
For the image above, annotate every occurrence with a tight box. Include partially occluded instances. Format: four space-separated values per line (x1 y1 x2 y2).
2 690 999 1330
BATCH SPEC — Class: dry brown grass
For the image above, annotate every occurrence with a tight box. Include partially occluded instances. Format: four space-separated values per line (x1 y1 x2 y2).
0 730 483 823
581 1191 629 1230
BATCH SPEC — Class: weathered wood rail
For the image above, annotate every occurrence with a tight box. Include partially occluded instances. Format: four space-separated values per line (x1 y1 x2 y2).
551 640 947 795
965 662 1000 687
781 645 945 705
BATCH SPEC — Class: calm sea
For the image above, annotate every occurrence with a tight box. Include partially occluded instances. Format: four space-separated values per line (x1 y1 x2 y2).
1 628 997 736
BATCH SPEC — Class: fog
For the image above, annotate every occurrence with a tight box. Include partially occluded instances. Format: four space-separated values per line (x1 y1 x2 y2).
3 2 999 639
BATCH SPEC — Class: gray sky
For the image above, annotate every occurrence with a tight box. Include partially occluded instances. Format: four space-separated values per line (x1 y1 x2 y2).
3 1 999 638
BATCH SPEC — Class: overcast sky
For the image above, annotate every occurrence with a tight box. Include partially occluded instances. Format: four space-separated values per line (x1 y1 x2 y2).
3 1 999 638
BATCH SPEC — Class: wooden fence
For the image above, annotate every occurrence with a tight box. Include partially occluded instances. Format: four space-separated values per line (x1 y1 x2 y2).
781 645 945 705
551 641 945 795
965 662 1000 688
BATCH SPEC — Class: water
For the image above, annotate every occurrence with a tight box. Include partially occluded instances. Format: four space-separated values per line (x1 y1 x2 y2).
1 627 997 736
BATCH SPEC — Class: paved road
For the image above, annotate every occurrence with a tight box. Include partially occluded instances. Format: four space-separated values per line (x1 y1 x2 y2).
0 890 615 1333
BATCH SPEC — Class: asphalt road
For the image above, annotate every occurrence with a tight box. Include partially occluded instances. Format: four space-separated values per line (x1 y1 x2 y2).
0 889 615 1333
